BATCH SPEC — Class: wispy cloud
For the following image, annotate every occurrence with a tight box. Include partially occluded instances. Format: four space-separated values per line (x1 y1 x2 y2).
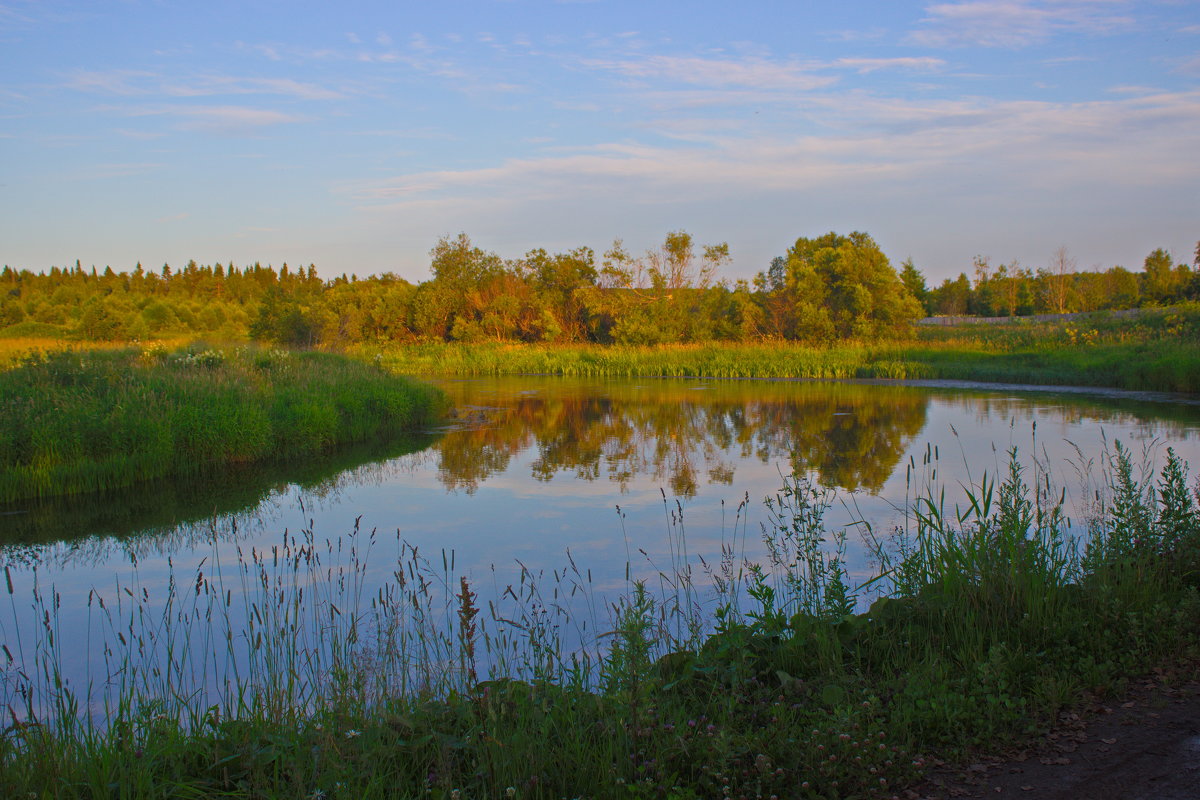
169 105 305 133
909 1 1135 48
584 55 837 91
167 77 344 100
822 27 889 43
833 57 946 73
345 89 1200 209
1040 55 1097 65
114 128 166 140
234 41 339 62
1176 54 1200 75
155 212 189 223
67 69 157 95
1106 84 1161 94
109 104 306 133
553 100 601 112
72 162 164 180
67 70 344 100
0 3 36 29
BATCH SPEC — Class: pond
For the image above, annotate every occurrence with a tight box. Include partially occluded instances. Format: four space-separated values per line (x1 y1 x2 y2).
2 376 1200 718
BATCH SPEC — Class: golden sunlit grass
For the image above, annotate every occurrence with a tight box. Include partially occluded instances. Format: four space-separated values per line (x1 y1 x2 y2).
0 337 192 370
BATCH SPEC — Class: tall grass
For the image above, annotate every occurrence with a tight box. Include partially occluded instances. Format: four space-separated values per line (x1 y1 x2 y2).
0 337 194 371
2 441 1198 798
0 345 447 503
359 304 1200 392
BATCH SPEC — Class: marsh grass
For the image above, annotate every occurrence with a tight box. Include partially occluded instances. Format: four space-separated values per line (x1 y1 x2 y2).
0 345 447 504
2 439 1199 799
361 304 1200 393
0 337 193 371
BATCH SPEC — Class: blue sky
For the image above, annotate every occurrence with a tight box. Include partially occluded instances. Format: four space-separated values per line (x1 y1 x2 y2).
1 0 1197 285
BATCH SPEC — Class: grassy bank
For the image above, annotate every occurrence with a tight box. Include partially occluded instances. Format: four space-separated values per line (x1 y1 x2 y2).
0 336 196 370
0 345 446 504
2 444 1198 799
360 304 1200 393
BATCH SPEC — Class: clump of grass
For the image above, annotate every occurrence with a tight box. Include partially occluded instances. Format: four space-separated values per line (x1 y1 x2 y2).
0 336 187 371
1 443 1198 799
0 345 447 503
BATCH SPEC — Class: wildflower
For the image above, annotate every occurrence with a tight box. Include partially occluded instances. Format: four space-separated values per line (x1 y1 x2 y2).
308 790 326 800
506 788 516 798
345 729 360 739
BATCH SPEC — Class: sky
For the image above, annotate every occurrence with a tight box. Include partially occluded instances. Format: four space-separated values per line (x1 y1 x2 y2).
1 0 1198 286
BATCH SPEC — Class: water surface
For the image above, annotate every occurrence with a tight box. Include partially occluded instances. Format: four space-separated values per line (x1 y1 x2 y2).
2 377 1198 712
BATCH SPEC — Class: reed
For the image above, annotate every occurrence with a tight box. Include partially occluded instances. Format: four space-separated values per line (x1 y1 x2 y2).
2 441 1198 799
358 305 1200 393
0 345 447 504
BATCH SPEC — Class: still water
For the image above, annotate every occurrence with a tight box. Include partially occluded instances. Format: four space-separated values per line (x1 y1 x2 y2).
2 377 1199 713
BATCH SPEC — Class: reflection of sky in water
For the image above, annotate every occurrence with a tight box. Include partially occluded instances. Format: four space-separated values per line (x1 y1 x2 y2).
3 378 1200 714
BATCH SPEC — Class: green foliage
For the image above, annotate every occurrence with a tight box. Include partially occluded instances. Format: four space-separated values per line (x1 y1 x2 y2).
755 231 924 342
601 583 657 701
1157 447 1198 548
758 474 856 623
7 235 1193 355
249 288 318 346
921 245 1196 318
0 346 446 502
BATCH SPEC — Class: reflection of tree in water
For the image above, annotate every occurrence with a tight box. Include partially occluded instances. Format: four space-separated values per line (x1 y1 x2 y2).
431 380 931 496
953 394 1200 444
746 397 928 492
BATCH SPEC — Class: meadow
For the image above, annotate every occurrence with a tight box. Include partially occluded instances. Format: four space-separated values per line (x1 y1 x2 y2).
362 303 1200 394
0 345 446 504
1 442 1198 799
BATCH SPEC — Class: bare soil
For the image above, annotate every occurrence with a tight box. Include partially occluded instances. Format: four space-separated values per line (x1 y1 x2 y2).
911 664 1200 800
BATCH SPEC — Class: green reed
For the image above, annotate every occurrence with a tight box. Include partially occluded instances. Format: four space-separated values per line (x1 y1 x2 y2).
358 304 1200 392
1 441 1199 799
0 345 447 504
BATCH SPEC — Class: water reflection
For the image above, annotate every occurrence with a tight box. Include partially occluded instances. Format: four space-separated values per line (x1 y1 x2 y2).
6 377 1199 562
432 379 930 495
3 377 1200 723
0 433 437 566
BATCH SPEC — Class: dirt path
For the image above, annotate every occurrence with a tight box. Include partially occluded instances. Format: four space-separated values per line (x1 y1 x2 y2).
912 667 1200 799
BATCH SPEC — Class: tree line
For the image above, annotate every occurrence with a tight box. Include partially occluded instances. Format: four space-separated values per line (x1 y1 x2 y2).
903 244 1200 318
1 233 1196 347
